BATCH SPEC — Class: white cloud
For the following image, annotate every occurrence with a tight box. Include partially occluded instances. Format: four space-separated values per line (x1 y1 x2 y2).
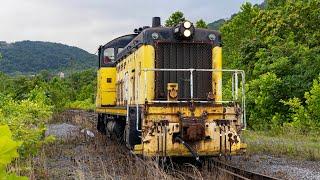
0 0 263 53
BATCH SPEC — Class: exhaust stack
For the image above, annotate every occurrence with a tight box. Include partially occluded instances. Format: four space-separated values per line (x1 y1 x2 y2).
152 17 161 27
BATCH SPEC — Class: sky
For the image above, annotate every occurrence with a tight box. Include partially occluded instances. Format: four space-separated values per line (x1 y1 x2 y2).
0 0 263 53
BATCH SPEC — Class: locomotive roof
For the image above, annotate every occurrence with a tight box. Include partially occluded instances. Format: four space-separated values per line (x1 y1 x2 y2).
102 34 137 50
115 27 221 63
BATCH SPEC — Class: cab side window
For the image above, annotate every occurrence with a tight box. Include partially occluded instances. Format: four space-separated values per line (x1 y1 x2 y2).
117 48 124 55
103 48 115 64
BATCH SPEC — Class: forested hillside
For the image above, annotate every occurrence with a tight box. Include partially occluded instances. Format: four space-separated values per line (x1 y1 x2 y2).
0 41 97 75
221 0 320 133
207 19 226 30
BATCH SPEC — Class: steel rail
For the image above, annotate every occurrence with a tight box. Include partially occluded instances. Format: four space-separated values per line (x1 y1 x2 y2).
208 158 279 180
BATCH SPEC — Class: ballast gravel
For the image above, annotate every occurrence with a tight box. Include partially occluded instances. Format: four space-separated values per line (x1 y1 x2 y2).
45 123 80 140
230 154 320 180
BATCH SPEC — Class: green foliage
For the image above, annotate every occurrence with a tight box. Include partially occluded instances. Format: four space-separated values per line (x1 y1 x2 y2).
220 0 320 132
266 0 287 9
66 98 95 111
0 125 27 180
221 2 260 69
165 11 186 27
0 69 95 177
195 19 208 29
0 69 96 159
0 126 21 168
281 98 310 133
0 41 96 75
304 77 320 127
0 91 52 157
246 72 283 129
282 76 320 134
0 69 96 112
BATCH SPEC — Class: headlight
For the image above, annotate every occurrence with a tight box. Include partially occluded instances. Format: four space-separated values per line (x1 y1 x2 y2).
152 32 159 40
208 34 216 41
183 21 191 29
184 30 191 37
173 21 194 40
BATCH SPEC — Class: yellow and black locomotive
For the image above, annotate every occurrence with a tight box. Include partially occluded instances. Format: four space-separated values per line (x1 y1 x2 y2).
96 17 246 158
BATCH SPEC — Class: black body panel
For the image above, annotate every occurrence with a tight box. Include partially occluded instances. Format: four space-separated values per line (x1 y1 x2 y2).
126 107 142 148
155 42 213 100
116 27 221 63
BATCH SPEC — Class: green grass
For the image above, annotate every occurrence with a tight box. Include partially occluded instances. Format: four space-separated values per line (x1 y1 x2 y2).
242 130 320 161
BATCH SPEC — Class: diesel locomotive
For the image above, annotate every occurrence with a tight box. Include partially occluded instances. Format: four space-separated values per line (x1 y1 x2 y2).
96 17 246 158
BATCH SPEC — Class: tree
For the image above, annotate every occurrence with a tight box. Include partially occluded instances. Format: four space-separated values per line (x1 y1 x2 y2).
221 0 320 131
246 72 284 129
220 2 259 69
195 19 208 28
266 0 287 9
165 11 186 27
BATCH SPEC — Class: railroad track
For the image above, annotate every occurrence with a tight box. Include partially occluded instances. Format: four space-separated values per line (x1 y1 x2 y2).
206 158 279 180
64 110 279 180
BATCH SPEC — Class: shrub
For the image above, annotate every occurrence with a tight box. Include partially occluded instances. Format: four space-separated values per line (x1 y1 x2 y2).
0 89 53 157
0 125 27 180
282 76 320 134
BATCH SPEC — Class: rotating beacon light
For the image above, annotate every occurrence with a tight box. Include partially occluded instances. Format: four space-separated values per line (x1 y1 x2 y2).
174 20 195 39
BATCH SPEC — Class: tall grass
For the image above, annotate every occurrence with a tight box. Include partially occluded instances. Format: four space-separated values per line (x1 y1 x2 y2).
32 111 232 180
243 130 320 161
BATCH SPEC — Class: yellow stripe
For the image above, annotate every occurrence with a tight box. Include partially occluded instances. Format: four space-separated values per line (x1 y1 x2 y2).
213 47 222 101
96 106 127 116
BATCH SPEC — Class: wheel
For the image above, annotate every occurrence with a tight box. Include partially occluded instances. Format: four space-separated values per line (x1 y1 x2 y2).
97 113 106 134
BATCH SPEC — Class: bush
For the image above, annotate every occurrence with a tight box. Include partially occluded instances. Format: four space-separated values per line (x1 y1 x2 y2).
246 72 283 130
0 89 53 157
0 125 27 179
66 98 95 111
282 76 320 134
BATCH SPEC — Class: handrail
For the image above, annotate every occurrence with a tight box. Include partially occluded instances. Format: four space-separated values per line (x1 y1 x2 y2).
134 68 246 131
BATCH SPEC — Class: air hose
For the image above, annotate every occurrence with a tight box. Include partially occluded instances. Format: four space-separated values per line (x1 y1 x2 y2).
175 136 201 163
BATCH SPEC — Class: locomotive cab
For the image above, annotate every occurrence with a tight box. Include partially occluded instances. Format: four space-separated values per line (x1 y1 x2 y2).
96 17 246 158
96 34 137 107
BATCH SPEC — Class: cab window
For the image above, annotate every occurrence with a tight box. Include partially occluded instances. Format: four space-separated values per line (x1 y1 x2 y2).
117 48 124 54
103 48 115 63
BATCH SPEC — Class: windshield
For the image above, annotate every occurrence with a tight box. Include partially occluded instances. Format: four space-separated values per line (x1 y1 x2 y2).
103 48 114 63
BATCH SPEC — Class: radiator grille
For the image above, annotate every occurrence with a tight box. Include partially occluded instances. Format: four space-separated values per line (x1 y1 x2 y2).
155 42 212 100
